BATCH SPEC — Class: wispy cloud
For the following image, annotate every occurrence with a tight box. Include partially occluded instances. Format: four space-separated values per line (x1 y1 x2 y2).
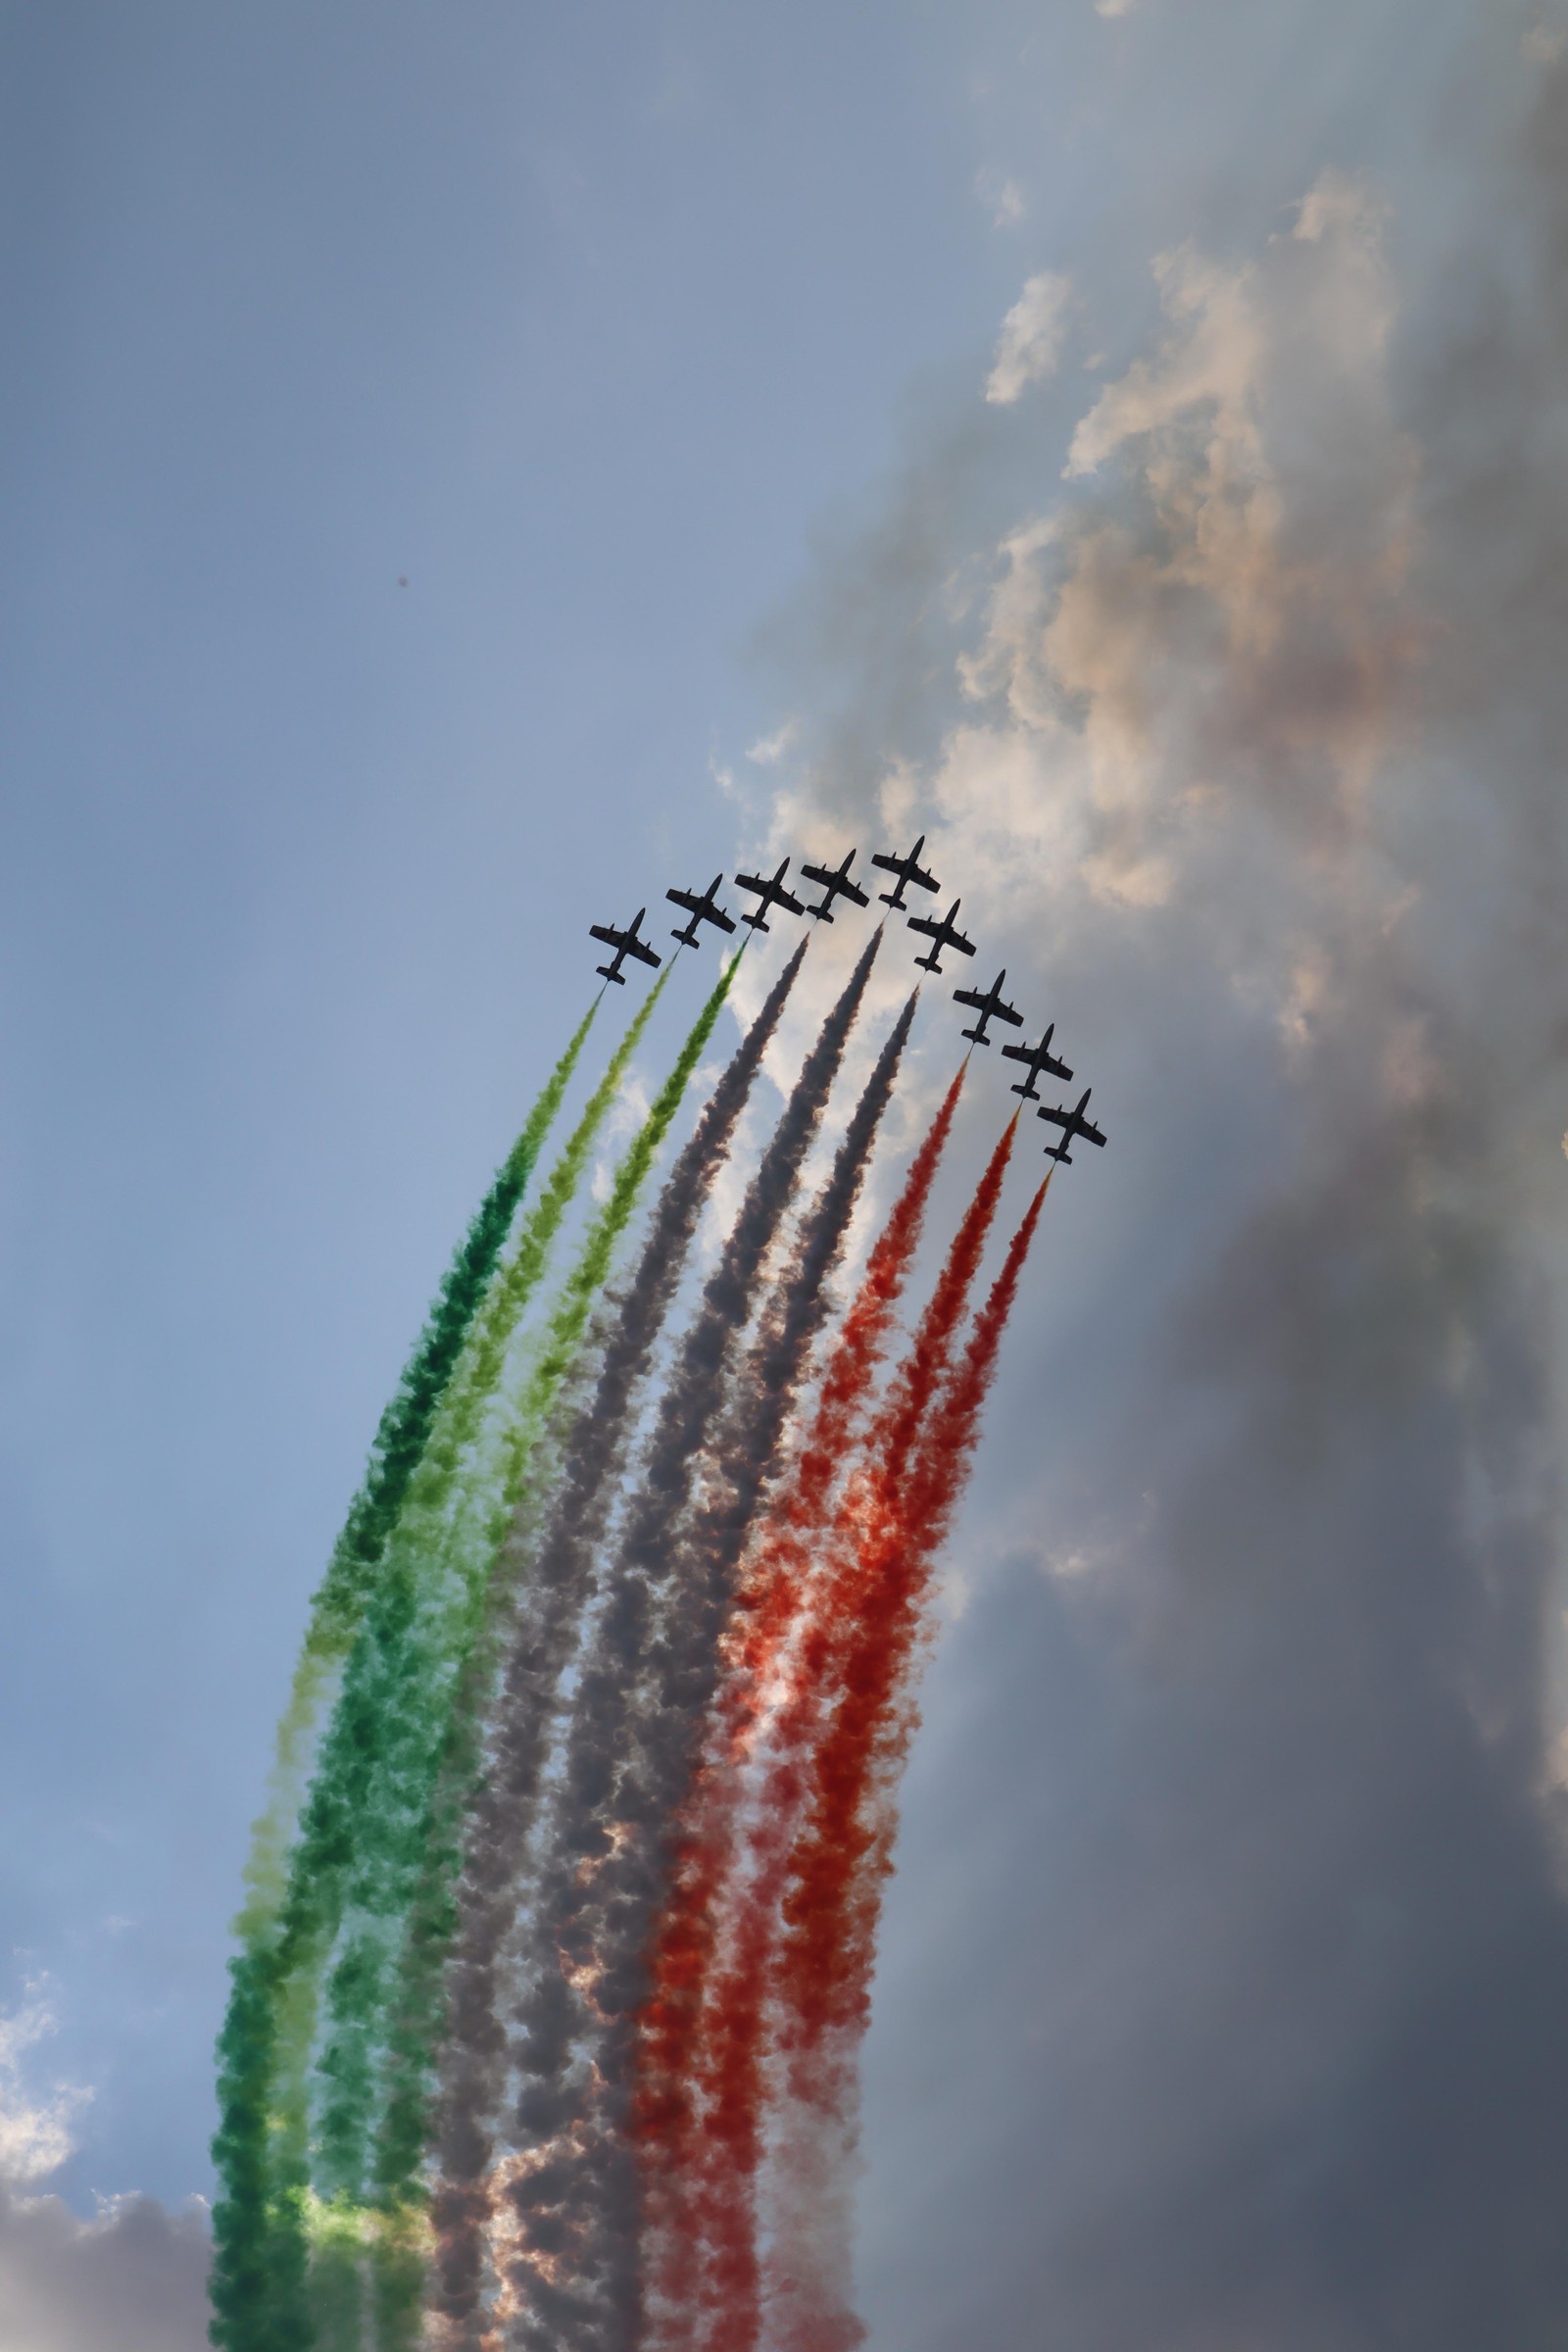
0 1988 87 2186
747 717 801 766
975 167 1026 227
985 271 1073 404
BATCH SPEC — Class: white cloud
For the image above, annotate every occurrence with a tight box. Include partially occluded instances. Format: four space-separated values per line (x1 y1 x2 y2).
0 1989 211 2350
1524 22 1566 63
792 167 1420 1004
0 1991 88 2187
975 168 1026 228
1095 0 1137 17
747 718 801 767
985 271 1073 405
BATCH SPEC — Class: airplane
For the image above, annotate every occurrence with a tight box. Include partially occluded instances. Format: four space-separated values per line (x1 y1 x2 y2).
800 848 871 922
734 857 807 932
590 907 662 986
1037 1088 1107 1165
1001 1024 1074 1102
906 897 976 975
871 835 940 911
666 873 737 949
952 969 1024 1049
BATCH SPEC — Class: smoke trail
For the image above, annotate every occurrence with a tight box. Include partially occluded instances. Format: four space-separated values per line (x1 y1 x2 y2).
631 1063 966 2343
236 999 599 1950
293 944 774 2349
504 965 907 2352
571 992 919 2349
764 1176 1050 2352
427 942 808 2347
644 1117 1016 2352
302 954 744 2227
211 981 666 2352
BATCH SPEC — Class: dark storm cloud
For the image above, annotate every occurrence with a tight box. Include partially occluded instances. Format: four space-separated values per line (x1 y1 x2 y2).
737 28 1568 2352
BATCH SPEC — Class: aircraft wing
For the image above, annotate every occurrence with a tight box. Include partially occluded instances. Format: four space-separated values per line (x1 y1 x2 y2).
627 934 662 968
952 984 987 1012
589 921 624 950
996 996 1024 1028
666 886 703 915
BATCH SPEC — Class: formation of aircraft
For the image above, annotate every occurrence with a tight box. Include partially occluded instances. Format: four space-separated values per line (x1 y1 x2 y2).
666 874 736 949
589 832 1109 1166
589 907 662 986
953 969 1022 1049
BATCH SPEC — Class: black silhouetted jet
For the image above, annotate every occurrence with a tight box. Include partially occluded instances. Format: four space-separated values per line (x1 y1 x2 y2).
952 969 1024 1048
734 858 807 932
871 835 940 911
800 849 870 922
1001 1025 1073 1101
590 907 662 986
906 898 976 975
1038 1088 1107 1165
666 874 737 949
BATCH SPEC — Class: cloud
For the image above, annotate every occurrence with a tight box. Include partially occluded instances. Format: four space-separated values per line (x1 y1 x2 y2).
985 270 1073 404
733 55 1568 2345
0 1991 210 2350
0 1993 88 2185
746 717 801 766
976 168 1027 227
0 2186 211 2352
1525 22 1567 64
1095 0 1137 16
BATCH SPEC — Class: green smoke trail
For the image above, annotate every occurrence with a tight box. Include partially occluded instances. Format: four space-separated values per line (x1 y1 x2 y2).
372 952 745 2215
235 997 599 1947
210 976 668 2352
302 953 745 2308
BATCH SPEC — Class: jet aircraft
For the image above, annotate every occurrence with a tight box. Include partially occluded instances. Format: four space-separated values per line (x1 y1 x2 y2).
871 835 940 911
734 858 807 932
906 898 976 975
666 873 737 949
952 969 1024 1049
1001 1025 1073 1101
800 848 870 922
1038 1088 1107 1165
590 907 662 986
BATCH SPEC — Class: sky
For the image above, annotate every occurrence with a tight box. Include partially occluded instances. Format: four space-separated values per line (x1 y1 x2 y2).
5 2 1568 2345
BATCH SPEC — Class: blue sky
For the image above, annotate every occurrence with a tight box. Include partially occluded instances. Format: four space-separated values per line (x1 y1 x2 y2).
7 5 1568 2347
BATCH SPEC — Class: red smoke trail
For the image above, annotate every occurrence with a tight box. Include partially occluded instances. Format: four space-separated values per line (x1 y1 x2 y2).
631 1068 965 2344
764 1175 1051 2352
635 1114 1018 2352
